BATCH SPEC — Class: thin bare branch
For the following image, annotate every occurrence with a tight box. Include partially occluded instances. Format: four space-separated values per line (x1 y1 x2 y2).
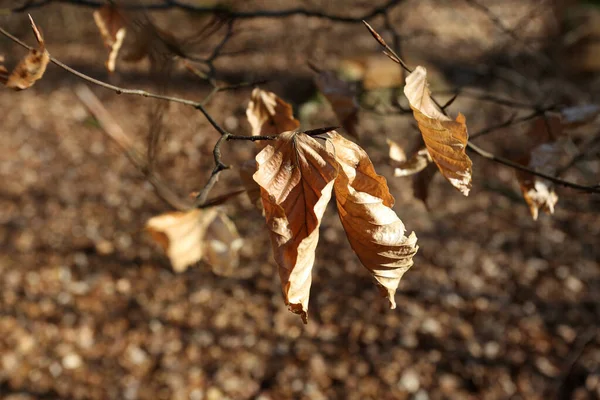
12 0 404 23
74 84 192 211
467 141 600 193
469 107 557 140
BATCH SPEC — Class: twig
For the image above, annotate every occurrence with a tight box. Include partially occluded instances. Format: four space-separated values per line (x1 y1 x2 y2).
469 107 557 140
363 20 412 74
13 0 405 23
0 20 269 207
466 141 600 193
433 89 547 110
74 84 192 211
553 327 597 399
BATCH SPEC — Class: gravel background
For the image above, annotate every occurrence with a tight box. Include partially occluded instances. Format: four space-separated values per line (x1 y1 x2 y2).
1 1 600 399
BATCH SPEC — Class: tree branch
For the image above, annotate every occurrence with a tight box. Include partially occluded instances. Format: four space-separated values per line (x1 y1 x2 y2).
0 20 271 208
12 0 404 23
466 141 600 193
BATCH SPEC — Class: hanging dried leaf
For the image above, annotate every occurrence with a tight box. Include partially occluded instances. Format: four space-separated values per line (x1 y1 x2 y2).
246 88 300 143
328 132 418 309
4 16 49 90
253 131 338 323
146 208 218 273
404 66 472 196
387 139 432 177
314 70 360 138
93 5 127 73
516 142 564 220
516 117 565 220
204 212 244 277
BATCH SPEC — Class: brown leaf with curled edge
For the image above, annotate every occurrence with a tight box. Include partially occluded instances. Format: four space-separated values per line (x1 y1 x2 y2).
93 5 127 73
404 66 472 196
314 70 360 138
146 208 218 273
328 132 418 309
4 16 49 90
253 131 338 323
387 139 432 177
246 88 300 144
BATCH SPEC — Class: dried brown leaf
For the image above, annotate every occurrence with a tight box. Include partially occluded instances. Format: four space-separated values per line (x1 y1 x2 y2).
253 131 338 323
146 208 218 273
404 66 472 195
516 117 565 220
93 5 127 73
314 70 360 138
4 16 49 90
387 139 432 177
328 132 418 309
246 88 300 145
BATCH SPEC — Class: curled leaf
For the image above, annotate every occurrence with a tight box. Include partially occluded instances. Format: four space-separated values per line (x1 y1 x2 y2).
246 88 300 142
146 208 242 274
3 16 49 90
314 69 360 138
93 5 127 73
328 132 418 309
404 66 473 196
387 139 432 177
253 131 338 323
146 208 217 273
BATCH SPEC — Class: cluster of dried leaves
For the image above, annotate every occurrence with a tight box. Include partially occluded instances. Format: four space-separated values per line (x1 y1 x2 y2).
3 13 599 323
245 88 418 322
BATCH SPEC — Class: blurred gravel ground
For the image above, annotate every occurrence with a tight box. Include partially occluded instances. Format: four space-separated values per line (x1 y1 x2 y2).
1 1 600 399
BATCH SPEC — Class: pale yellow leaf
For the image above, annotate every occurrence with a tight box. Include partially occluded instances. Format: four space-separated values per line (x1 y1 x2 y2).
253 131 338 323
246 88 300 144
387 139 432 177
404 66 473 195
314 70 360 138
146 208 218 273
4 16 49 90
93 5 127 73
328 132 418 309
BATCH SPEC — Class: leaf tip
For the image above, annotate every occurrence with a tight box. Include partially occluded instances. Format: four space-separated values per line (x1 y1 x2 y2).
288 303 308 324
